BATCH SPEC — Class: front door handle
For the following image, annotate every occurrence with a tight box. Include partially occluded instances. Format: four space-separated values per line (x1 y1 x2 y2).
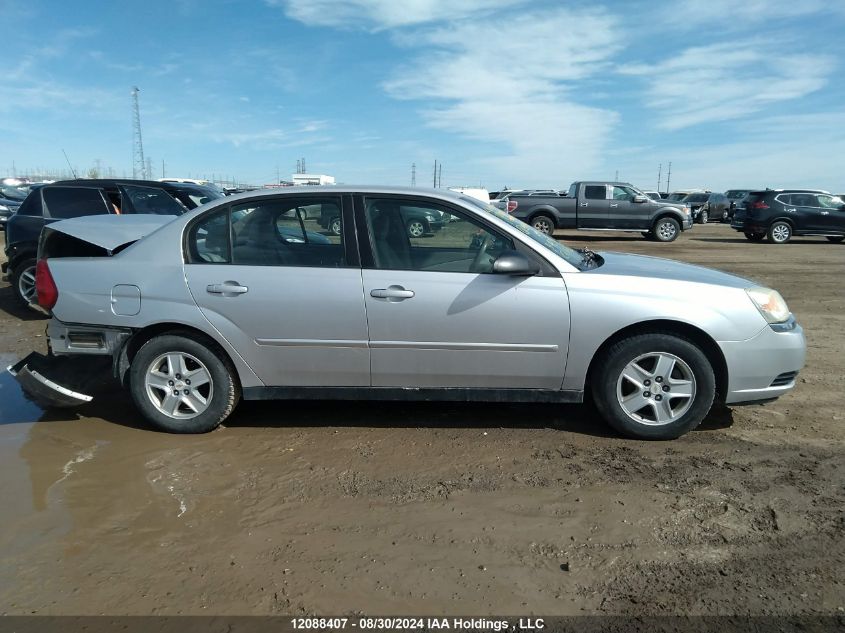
609 203 618 208
370 285 415 301
580 203 589 207
207 281 249 295
821 211 830 215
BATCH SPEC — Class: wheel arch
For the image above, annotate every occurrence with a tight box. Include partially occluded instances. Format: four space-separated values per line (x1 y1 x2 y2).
115 322 242 390
651 211 684 229
584 319 729 404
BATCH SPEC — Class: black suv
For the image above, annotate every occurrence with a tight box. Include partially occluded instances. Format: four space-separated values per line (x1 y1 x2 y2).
3 179 221 305
730 190 845 244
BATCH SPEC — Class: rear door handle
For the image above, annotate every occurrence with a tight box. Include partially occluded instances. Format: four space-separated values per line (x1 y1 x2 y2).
370 286 415 301
580 203 589 207
609 203 618 208
821 211 830 215
207 281 249 295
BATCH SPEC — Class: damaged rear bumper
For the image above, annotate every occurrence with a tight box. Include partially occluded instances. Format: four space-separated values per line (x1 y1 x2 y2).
7 352 112 408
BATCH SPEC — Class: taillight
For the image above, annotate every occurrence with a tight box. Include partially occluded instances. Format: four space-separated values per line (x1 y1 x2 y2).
749 200 769 210
507 200 518 213
35 259 58 310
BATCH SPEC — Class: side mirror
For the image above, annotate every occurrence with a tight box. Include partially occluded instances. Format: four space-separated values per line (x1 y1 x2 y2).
492 250 539 276
633 195 647 203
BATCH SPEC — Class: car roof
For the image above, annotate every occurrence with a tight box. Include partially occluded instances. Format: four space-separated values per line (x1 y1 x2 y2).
49 179 217 192
751 189 831 195
219 185 469 206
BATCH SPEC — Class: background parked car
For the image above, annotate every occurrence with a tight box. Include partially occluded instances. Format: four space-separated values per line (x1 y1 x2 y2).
730 189 844 244
724 189 754 221
2 179 221 305
643 191 662 201
682 192 729 223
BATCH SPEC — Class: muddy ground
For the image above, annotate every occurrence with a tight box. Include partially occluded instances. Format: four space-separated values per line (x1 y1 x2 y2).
0 224 842 617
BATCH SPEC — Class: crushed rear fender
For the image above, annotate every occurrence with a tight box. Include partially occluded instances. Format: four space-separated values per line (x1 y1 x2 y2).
7 352 112 408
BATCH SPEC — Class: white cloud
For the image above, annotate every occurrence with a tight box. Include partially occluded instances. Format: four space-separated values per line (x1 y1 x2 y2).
620 42 836 130
266 0 525 29
382 7 622 184
665 0 842 27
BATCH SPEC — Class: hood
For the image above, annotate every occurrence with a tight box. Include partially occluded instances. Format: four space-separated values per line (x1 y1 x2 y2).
45 214 175 251
658 200 688 210
588 252 754 289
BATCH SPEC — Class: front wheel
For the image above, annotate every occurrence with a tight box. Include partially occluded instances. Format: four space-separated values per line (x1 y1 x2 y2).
697 209 708 224
744 232 764 242
767 221 792 244
652 217 680 242
826 236 844 243
530 215 555 235
129 333 240 433
11 258 37 307
592 333 716 440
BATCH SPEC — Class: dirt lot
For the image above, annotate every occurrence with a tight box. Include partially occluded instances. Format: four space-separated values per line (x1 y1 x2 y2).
0 224 842 617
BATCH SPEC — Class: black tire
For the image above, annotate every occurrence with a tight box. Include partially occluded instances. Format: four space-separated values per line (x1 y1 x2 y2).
767 221 792 244
744 232 764 242
329 217 342 236
592 333 716 440
697 209 708 224
128 333 240 433
11 258 37 307
652 217 680 242
826 236 844 243
530 214 555 235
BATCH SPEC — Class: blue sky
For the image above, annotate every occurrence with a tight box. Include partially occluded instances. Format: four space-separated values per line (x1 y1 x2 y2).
2 0 844 191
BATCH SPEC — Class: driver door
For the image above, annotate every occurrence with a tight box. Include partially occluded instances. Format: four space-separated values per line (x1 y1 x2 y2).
358 196 571 389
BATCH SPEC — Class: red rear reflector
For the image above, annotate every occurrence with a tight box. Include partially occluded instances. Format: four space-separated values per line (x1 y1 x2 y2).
507 200 518 213
35 259 58 310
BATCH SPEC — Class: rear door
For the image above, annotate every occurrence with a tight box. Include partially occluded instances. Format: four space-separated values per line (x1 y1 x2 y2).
357 195 570 389
183 194 371 387
577 185 610 228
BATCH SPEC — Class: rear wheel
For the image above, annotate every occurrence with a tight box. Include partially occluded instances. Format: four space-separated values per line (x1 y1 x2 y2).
329 217 342 236
129 333 240 433
697 209 709 224
744 232 764 242
652 217 680 242
767 221 792 244
530 214 555 235
11 258 37 306
592 333 716 440
826 236 844 243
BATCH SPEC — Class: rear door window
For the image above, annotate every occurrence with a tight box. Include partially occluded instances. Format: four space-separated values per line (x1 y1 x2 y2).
120 185 186 215
584 185 606 200
42 187 110 219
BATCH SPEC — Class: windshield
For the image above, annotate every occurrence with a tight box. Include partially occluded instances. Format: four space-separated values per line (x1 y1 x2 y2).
460 195 588 269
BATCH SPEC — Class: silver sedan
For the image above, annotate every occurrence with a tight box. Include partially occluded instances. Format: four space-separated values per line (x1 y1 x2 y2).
11 186 805 439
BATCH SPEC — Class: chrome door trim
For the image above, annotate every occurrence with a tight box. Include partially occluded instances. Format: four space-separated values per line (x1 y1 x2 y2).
255 338 369 348
369 341 559 352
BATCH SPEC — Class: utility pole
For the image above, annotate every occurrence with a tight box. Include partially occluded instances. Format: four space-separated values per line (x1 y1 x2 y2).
666 162 672 193
657 163 662 193
161 159 166 179
131 87 147 179
438 162 442 188
301 157 306 174
411 163 416 187
615 170 619 181
433 160 437 188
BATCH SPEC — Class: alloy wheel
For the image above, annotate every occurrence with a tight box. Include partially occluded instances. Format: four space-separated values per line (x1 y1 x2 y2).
616 352 696 426
771 224 791 243
17 265 36 304
657 221 677 241
145 352 213 419
407 220 425 238
532 217 553 234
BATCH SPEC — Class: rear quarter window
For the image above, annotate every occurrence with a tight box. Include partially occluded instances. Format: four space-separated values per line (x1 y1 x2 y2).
584 185 606 200
15 191 44 216
42 187 110 219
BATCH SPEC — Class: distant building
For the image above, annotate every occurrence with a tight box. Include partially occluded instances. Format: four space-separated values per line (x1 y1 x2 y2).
291 174 336 186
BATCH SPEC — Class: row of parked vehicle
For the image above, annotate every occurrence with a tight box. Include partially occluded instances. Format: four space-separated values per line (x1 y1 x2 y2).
490 184 845 245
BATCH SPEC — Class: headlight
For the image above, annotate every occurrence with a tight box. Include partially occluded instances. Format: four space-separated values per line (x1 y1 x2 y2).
0 205 9 212
683 206 691 216
746 286 791 323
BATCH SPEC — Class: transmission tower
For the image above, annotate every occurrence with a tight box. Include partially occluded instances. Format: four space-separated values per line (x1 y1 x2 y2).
131 86 147 179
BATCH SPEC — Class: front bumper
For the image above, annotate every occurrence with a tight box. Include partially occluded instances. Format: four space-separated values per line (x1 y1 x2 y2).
682 217 693 229
718 320 806 405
